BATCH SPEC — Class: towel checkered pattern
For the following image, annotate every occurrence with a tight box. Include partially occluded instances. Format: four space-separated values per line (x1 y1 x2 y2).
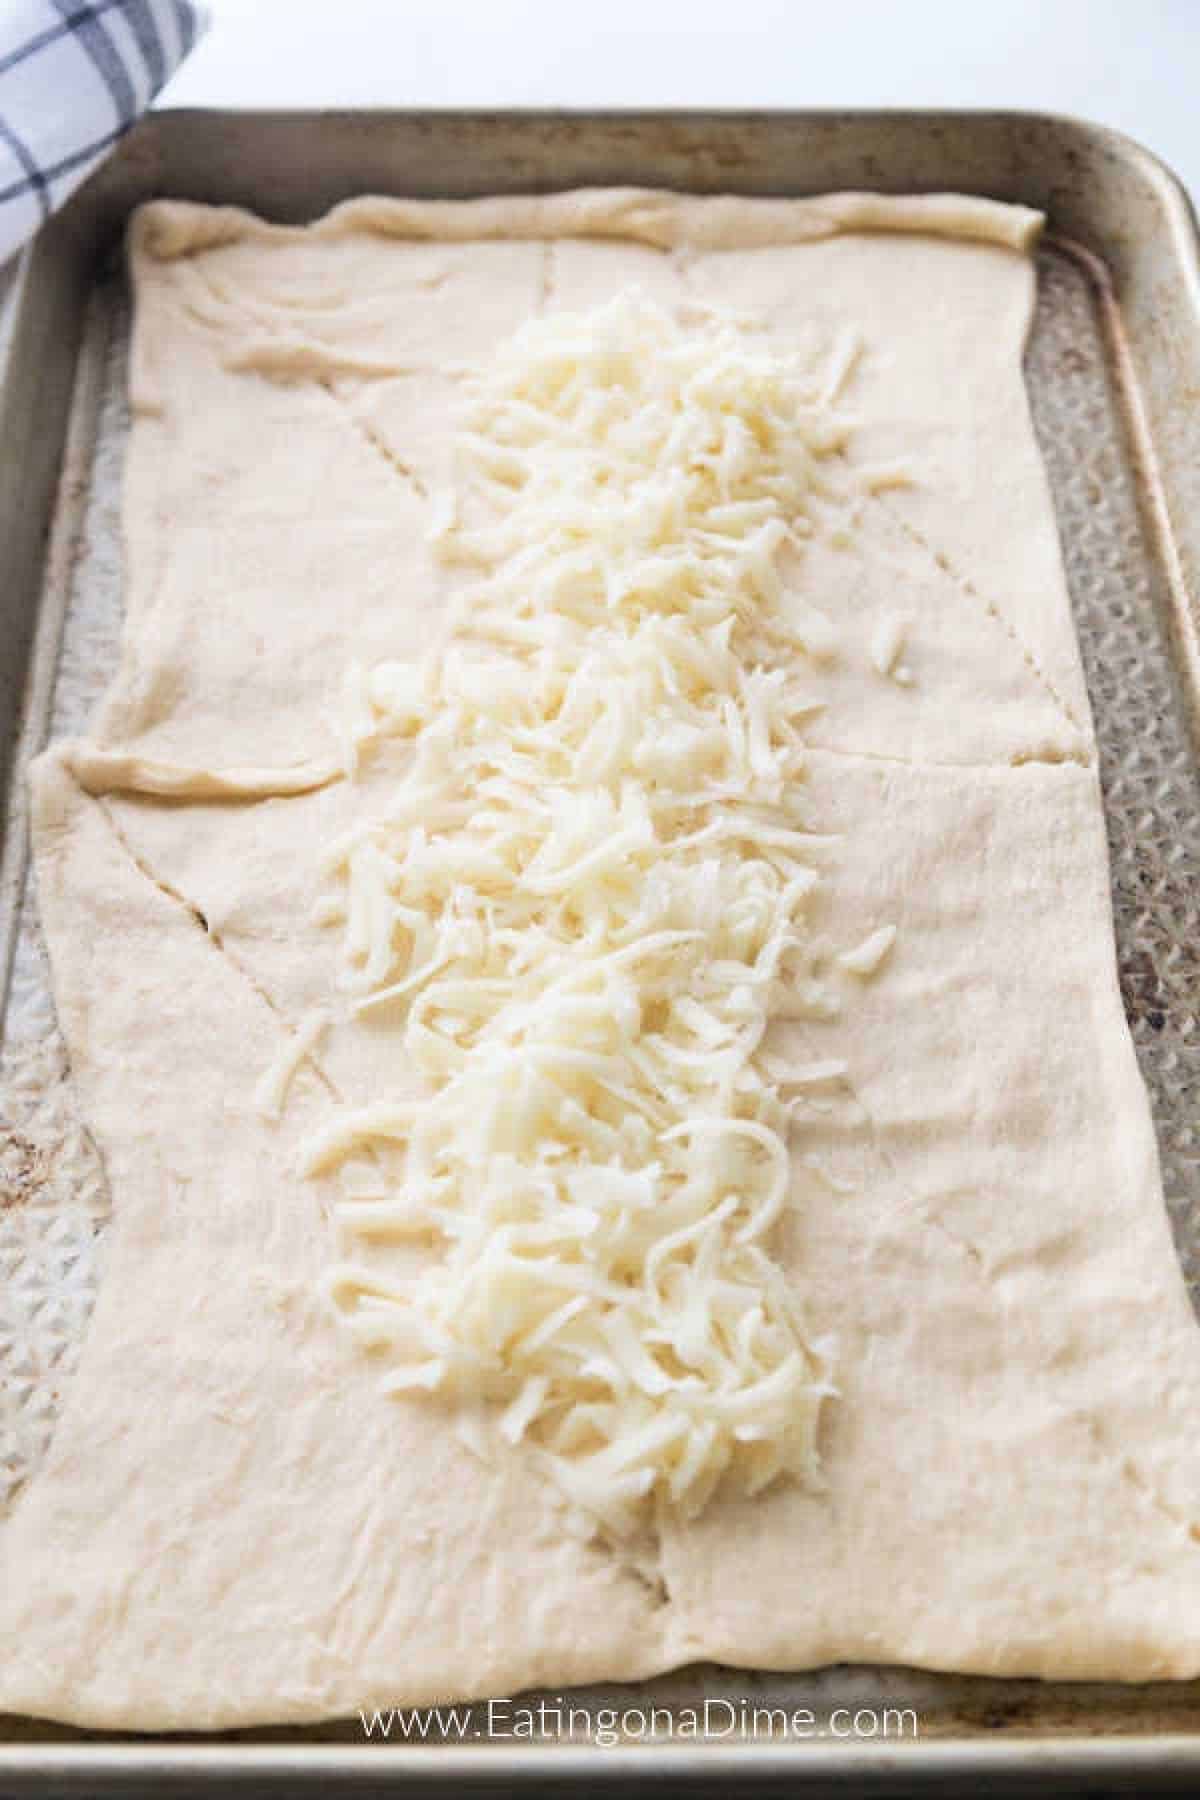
0 0 207 266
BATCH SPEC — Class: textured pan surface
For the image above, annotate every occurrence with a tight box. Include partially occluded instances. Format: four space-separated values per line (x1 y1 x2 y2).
3 242 1200 1753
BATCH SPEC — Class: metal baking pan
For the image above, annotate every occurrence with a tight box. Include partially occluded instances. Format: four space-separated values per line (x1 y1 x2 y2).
2 109 1200 1795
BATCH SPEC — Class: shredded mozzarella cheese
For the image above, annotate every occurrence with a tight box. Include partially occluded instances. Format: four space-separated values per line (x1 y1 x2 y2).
301 291 898 1535
254 1009 329 1120
869 611 913 681
837 924 898 978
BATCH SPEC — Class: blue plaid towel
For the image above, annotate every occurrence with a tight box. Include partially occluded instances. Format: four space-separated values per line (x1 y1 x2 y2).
0 0 207 266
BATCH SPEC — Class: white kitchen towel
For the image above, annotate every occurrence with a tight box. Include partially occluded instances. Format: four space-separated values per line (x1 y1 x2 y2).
0 0 207 266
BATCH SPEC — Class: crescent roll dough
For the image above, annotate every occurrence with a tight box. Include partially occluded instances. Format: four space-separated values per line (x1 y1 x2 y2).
4 191 1200 1731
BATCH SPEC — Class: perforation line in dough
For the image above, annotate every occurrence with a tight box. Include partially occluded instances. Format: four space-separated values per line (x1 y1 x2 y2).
313 379 430 505
874 491 1089 747
93 788 346 1117
850 1101 988 1280
1085 1416 1200 1548
538 240 556 315
804 742 1090 774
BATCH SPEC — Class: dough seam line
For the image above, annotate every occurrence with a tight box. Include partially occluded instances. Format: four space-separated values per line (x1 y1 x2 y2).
90 782 347 1116
790 1022 994 1283
876 493 1089 745
314 381 430 504
804 742 1091 773
1085 1416 1200 1550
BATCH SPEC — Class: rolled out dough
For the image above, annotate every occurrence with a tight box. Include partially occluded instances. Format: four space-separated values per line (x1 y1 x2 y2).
4 190 1200 1730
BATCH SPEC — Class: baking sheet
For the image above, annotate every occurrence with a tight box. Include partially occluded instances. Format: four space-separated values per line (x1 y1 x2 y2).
3 113 1200 1782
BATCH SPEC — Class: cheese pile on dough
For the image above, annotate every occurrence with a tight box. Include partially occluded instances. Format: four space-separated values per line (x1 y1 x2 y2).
302 292 882 1536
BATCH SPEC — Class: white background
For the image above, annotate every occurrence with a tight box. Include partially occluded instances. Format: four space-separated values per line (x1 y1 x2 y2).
160 0 1200 203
